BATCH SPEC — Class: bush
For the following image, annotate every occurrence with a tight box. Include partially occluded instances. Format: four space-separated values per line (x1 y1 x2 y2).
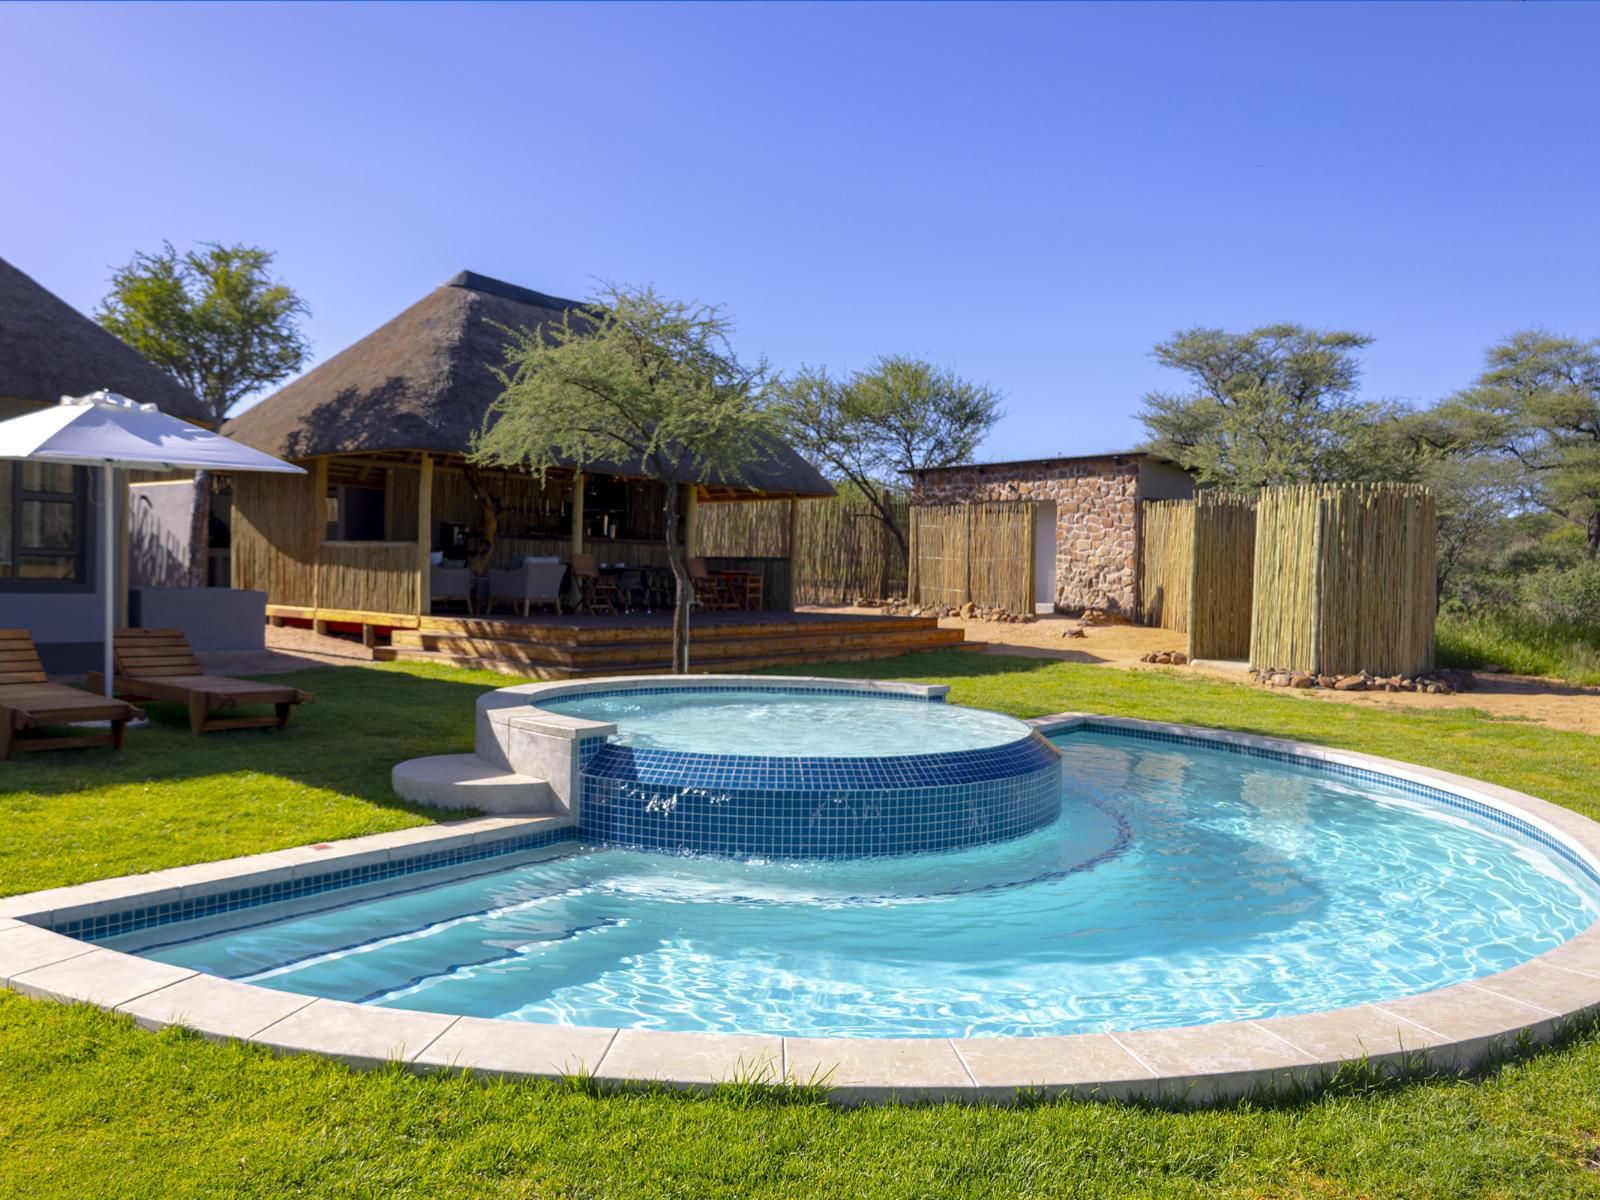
1520 559 1600 627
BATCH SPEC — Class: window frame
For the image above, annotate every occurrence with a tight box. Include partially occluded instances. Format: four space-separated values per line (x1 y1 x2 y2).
0 462 94 593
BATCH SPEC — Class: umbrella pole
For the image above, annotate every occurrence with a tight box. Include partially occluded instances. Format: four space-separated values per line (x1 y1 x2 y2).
102 463 115 698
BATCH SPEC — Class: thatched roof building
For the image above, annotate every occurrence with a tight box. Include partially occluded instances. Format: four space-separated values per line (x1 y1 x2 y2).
0 256 205 420
225 270 831 497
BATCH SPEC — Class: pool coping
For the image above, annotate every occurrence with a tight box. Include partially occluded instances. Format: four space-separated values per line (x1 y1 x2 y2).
3 710 1600 1106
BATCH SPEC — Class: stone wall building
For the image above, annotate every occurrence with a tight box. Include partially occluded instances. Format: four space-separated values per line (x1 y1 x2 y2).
907 452 1194 615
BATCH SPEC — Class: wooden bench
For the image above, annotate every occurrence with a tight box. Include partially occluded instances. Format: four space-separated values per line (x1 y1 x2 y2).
88 628 312 737
0 630 144 760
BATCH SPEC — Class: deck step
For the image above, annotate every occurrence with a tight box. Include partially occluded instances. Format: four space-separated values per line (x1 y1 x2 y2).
384 636 978 680
388 625 966 667
390 754 560 815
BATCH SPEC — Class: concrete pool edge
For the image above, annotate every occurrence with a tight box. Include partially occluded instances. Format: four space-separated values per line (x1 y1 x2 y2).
0 714 1596 1106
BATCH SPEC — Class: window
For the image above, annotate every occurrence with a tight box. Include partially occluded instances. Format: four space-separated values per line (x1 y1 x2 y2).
0 461 89 587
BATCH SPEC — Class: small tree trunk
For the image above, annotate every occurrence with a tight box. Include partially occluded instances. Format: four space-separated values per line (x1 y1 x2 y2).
1589 509 1600 558
462 464 503 574
663 481 692 672
189 470 211 587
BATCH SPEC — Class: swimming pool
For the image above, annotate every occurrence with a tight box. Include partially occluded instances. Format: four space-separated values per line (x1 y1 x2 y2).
100 725 1600 1038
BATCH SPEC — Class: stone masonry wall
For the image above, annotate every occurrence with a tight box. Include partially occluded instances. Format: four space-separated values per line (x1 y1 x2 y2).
910 459 1140 614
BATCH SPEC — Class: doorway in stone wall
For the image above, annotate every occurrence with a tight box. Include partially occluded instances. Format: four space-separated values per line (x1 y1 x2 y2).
1033 500 1056 612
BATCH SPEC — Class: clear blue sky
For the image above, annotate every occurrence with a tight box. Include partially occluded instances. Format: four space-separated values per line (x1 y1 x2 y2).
3 1 1597 461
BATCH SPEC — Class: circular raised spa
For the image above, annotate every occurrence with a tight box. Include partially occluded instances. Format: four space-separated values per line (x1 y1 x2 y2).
540 682 1061 858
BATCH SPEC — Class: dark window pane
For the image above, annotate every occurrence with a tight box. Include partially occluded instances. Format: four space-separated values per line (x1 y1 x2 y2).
16 556 78 580
21 462 76 495
20 500 75 551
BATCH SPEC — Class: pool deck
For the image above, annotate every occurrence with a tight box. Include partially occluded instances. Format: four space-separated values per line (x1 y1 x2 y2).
3 713 1600 1106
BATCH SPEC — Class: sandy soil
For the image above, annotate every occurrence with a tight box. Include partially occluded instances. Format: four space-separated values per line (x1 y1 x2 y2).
805 605 1600 737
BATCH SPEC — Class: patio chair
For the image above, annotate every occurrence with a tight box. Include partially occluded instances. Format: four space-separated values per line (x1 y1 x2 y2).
571 553 624 615
88 628 312 737
0 630 144 759
487 557 567 617
614 567 649 613
429 553 475 615
688 558 739 611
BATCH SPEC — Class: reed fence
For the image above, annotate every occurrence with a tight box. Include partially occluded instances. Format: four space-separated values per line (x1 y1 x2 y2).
1189 493 1257 660
698 496 909 604
231 471 321 607
1138 494 1256 658
908 502 1035 613
1138 501 1194 633
318 542 420 614
1250 483 1435 677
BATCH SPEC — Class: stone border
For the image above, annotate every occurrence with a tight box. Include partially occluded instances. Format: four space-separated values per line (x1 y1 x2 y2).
3 714 1600 1106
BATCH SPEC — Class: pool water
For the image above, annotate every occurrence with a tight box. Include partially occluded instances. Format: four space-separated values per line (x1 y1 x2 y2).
114 730 1600 1037
539 688 1032 755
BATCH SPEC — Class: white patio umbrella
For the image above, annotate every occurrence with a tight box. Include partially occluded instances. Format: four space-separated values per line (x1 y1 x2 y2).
0 391 304 695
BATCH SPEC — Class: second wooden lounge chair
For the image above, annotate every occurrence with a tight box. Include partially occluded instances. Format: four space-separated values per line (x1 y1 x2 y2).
0 630 144 760
89 629 312 737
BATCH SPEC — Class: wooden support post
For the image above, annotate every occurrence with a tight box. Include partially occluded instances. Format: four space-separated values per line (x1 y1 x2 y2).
571 470 585 557
311 457 329 612
684 484 699 557
415 454 433 617
361 623 379 649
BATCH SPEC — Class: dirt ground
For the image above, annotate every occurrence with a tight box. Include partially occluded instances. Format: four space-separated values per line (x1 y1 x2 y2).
807 605 1600 737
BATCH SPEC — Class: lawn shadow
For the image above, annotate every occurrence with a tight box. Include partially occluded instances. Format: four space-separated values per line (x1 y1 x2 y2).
0 661 513 814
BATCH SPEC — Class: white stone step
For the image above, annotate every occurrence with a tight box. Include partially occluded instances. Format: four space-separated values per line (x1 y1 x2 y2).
391 754 558 815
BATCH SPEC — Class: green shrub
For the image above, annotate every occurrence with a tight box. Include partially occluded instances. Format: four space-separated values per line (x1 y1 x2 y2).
1520 559 1600 627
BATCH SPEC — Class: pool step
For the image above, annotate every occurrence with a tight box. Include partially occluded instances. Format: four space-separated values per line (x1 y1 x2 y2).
390 754 559 815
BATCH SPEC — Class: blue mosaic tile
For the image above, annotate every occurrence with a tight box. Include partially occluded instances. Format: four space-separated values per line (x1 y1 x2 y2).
55 824 578 943
578 732 1063 859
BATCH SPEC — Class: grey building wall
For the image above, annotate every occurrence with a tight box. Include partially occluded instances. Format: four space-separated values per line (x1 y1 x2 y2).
129 480 195 588
1137 460 1198 501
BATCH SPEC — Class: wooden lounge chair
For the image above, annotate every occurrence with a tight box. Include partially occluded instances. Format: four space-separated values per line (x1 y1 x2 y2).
0 630 144 760
88 628 312 737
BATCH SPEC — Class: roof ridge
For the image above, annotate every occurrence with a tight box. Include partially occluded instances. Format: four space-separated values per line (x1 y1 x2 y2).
445 271 585 313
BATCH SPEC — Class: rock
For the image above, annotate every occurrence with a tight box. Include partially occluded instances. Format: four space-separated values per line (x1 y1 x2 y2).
1064 628 1087 639
1170 651 1187 665
1270 673 1293 687
1334 676 1366 692
1289 673 1314 688
1317 675 1337 689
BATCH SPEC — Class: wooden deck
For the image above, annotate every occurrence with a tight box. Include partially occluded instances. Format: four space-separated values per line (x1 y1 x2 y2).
266 605 974 677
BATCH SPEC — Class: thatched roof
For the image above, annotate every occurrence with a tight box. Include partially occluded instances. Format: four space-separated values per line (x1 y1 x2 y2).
225 271 833 497
0 256 206 421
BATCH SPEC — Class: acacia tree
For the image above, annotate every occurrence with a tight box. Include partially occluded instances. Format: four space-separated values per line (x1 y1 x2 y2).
472 284 774 673
1449 331 1600 556
775 355 1001 559
1139 324 1417 486
98 242 310 584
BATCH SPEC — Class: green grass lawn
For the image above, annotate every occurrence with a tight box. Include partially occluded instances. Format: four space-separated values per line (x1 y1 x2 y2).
4 653 1600 1198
